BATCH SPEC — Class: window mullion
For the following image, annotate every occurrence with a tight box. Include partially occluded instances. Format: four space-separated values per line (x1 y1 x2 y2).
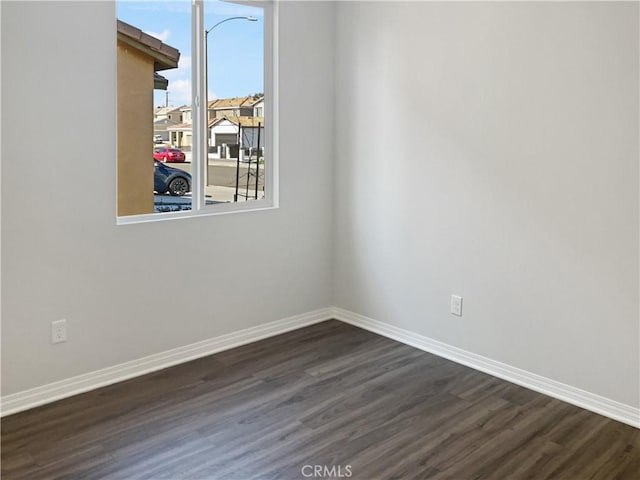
191 0 207 211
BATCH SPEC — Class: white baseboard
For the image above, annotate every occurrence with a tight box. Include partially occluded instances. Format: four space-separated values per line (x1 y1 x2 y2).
332 307 640 429
0 308 334 417
4 306 639 429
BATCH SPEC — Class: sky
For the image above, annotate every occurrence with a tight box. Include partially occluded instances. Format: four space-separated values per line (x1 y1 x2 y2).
117 0 264 108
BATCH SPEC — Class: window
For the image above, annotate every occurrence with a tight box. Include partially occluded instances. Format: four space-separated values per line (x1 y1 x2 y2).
116 0 277 223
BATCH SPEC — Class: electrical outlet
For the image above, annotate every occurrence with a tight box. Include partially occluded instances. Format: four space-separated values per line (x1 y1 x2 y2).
51 319 67 344
451 295 463 316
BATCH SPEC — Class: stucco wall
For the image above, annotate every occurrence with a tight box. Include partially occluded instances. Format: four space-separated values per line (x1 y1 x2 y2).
117 40 154 216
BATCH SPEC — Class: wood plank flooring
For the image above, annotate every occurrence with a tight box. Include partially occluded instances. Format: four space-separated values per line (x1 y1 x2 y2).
2 320 638 479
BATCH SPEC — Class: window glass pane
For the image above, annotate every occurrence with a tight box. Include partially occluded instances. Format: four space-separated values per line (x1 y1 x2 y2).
117 0 193 216
205 0 265 203
116 0 268 219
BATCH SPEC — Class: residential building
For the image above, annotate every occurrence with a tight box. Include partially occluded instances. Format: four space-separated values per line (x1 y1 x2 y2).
252 97 264 118
116 19 179 216
207 95 263 122
166 105 193 150
209 115 264 159
154 105 183 123
168 96 264 155
152 106 182 142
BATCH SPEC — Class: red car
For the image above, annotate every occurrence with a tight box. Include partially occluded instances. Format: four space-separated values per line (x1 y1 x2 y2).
153 147 186 163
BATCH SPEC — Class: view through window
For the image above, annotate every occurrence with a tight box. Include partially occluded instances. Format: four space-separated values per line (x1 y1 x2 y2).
117 0 267 219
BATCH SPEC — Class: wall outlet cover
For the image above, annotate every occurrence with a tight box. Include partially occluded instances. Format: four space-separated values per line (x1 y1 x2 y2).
51 319 67 344
451 295 463 316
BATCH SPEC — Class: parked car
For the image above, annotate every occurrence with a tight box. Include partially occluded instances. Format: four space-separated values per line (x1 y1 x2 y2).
153 135 164 144
153 147 186 163
154 160 191 196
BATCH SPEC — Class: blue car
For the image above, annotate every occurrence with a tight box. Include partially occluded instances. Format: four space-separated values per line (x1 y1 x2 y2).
154 160 191 196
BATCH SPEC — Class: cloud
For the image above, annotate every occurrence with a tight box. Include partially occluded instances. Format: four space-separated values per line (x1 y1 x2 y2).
153 55 217 107
145 29 171 42
163 55 190 81
167 78 191 106
177 55 191 72
158 56 193 106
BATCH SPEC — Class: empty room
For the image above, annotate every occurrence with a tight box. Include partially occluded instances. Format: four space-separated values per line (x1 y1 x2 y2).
1 0 638 479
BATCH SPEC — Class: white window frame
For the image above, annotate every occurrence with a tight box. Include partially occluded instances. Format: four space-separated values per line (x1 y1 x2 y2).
118 0 278 225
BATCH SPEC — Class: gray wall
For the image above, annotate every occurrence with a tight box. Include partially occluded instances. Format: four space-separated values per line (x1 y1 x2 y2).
2 0 639 413
1 1 335 395
333 1 639 408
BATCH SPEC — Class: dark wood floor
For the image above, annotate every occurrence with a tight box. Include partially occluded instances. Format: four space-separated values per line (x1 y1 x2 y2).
2 320 638 479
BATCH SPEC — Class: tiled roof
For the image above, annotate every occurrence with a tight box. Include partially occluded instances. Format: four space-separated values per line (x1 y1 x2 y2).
155 106 182 115
207 95 263 109
117 19 180 71
209 116 265 128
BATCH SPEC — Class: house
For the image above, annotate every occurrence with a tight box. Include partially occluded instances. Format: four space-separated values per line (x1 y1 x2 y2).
153 106 182 142
167 97 264 155
116 19 180 216
207 95 262 122
1 2 638 479
252 97 264 118
209 115 265 159
153 116 178 143
154 105 183 123
167 121 192 151
166 105 194 151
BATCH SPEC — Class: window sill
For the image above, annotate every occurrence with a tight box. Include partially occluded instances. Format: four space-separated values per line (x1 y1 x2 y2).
116 200 277 225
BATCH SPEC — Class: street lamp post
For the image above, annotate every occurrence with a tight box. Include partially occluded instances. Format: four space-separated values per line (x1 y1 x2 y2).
204 15 257 175
206 15 257 37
